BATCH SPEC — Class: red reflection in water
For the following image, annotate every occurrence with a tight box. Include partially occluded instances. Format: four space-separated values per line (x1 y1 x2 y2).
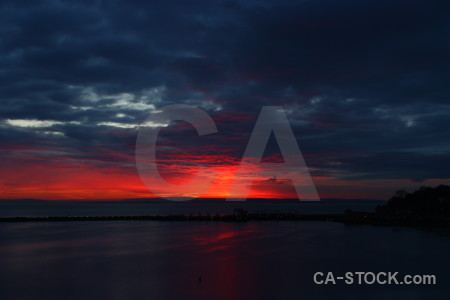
182 225 260 300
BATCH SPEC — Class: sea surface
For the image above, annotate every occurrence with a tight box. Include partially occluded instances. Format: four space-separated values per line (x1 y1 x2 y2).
0 200 449 299
1 220 450 299
0 199 382 218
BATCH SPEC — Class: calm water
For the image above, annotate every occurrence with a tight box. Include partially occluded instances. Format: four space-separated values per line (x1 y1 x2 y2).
0 221 449 300
0 200 383 217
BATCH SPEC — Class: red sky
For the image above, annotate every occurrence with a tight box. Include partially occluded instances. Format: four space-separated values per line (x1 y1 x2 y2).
2 142 448 200
0 0 449 201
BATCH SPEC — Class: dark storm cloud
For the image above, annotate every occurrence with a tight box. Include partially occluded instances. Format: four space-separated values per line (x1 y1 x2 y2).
337 152 450 182
0 0 449 183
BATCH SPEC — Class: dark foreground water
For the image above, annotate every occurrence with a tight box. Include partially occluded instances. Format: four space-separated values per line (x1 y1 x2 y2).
0 221 449 300
0 199 382 217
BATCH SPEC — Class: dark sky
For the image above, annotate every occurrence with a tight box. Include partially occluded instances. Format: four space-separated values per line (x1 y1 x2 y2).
1 0 449 200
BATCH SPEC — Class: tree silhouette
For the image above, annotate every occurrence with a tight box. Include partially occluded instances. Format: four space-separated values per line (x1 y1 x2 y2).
378 185 450 217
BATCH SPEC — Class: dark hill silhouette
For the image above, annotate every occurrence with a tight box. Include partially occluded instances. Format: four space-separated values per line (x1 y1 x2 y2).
376 185 450 217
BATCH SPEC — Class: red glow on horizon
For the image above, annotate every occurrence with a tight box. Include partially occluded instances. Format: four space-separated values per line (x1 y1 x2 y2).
2 142 446 201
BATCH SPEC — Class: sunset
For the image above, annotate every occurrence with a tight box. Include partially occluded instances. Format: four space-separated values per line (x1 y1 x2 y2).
2 81 449 200
1 1 449 202
0 0 449 299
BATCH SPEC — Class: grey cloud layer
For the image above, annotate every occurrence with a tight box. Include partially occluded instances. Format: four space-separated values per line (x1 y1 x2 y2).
1 0 449 182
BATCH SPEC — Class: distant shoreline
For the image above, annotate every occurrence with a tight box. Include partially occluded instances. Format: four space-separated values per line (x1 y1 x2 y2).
1 212 450 227
0 213 344 222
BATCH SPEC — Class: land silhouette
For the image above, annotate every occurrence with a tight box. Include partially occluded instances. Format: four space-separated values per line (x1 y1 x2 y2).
345 185 450 226
1 185 450 227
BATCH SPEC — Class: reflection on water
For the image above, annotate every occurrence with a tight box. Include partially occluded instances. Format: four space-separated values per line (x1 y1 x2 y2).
0 200 383 217
0 221 449 299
